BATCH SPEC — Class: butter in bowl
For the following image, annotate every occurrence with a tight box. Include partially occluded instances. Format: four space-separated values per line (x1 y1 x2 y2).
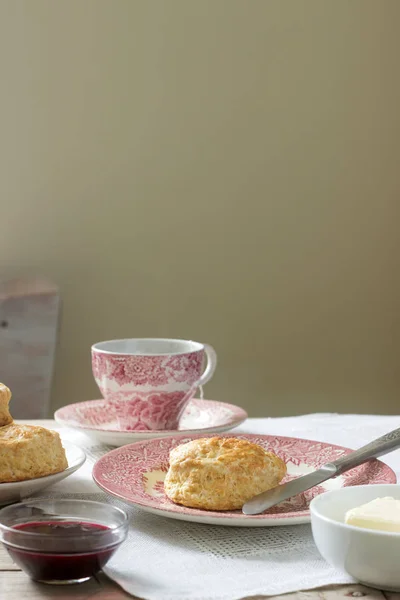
310 484 400 592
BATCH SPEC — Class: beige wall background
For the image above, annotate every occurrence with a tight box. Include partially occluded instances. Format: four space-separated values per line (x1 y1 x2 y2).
0 0 399 417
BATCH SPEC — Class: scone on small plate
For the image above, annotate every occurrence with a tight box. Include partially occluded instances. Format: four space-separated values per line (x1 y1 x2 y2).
0 383 13 427
0 383 68 483
164 436 286 511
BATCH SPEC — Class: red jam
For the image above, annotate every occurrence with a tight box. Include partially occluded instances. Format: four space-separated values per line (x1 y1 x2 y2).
3 521 119 582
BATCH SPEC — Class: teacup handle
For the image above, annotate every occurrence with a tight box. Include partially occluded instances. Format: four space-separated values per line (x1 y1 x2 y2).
196 343 217 388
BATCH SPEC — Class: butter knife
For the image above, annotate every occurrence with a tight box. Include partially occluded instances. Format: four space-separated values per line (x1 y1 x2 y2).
242 426 400 515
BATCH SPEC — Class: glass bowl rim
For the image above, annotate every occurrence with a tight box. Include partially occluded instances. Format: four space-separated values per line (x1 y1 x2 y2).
0 498 128 540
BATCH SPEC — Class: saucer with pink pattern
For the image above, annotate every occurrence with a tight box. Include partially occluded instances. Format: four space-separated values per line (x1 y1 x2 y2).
54 399 248 446
92 433 396 526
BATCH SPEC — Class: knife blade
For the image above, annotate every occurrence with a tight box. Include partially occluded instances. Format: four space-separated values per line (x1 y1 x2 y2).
242 463 337 515
242 425 400 516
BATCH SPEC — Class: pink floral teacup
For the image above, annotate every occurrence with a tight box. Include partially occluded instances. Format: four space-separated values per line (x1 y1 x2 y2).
91 338 217 431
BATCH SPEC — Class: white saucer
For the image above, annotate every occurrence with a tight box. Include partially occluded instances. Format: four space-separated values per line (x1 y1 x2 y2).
0 441 86 506
55 398 248 446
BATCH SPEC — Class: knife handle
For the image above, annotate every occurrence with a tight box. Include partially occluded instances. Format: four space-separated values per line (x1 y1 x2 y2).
332 427 400 475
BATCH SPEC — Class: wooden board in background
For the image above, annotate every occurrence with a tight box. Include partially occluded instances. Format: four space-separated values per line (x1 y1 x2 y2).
0 276 60 418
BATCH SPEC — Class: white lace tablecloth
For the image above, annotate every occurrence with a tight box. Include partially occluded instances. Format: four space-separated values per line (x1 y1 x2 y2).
28 414 400 600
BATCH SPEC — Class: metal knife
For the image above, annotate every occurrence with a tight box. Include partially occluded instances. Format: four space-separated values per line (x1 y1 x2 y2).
242 426 400 515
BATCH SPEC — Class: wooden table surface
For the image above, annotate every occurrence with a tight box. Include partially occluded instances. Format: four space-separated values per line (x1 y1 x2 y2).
1 421 399 599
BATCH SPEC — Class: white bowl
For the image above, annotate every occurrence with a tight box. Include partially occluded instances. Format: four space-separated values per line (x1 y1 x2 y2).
310 484 400 591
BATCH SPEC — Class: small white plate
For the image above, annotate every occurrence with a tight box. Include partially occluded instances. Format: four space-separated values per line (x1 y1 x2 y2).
55 399 248 446
0 441 86 506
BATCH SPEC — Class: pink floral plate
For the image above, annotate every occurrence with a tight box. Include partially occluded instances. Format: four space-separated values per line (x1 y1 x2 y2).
92 433 396 527
54 399 247 447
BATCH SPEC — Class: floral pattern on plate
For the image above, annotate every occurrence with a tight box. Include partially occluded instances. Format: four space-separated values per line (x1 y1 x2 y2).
92 433 396 527
55 399 246 433
54 399 248 446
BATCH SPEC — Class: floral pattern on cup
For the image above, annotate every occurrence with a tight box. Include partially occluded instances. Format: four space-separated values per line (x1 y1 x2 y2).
91 339 217 431
92 352 203 388
110 392 189 431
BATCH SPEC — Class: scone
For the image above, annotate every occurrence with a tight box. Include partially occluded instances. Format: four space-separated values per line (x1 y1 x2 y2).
0 382 68 483
0 383 13 427
0 423 68 483
164 437 286 511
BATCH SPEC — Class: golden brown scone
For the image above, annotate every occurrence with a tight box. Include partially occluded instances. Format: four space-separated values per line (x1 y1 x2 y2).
164 437 287 511
0 423 68 483
0 383 13 427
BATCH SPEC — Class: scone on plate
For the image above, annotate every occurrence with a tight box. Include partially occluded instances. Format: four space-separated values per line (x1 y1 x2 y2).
164 436 286 511
0 383 13 427
0 383 68 483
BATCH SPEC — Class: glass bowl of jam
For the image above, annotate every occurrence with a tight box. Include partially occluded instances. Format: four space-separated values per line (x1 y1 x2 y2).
0 499 128 585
